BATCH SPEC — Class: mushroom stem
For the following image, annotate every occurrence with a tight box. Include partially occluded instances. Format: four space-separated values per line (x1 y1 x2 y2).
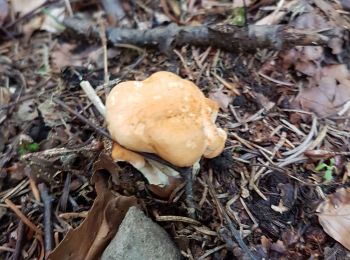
111 142 181 187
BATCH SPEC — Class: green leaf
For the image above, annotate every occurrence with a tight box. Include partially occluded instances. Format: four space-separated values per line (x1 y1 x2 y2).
18 146 27 156
18 142 40 155
229 7 246 26
324 169 333 181
28 142 40 152
315 162 327 172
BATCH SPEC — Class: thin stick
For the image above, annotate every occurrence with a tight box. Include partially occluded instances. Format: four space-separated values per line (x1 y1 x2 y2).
53 98 111 139
0 246 15 252
184 168 196 219
29 177 41 202
198 245 226 260
98 17 110 97
13 221 25 260
154 214 201 225
79 81 106 117
64 0 73 17
4 198 43 236
205 175 256 260
38 183 53 255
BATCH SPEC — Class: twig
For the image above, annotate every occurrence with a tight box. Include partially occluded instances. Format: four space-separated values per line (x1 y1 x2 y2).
64 0 73 17
63 17 334 53
0 246 15 252
38 183 53 255
4 198 43 236
0 179 29 202
205 175 256 260
255 0 297 25
53 98 111 139
198 245 226 260
154 212 201 225
29 177 41 202
184 168 196 219
98 15 110 97
79 81 106 117
58 211 89 219
59 173 71 212
281 116 317 158
13 221 26 260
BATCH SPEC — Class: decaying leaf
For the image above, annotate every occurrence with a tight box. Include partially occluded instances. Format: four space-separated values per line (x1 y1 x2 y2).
22 15 44 42
0 87 10 105
16 99 38 122
48 154 139 260
292 64 350 117
51 43 117 71
282 12 328 75
316 187 350 250
51 43 87 69
208 88 234 111
38 99 69 127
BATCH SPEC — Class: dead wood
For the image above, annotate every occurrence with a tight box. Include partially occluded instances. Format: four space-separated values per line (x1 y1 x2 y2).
63 17 335 52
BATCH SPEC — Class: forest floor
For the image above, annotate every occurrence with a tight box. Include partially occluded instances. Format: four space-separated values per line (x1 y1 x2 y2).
1 0 350 259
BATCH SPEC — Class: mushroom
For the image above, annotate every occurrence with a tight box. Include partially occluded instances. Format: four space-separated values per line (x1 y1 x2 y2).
105 71 227 197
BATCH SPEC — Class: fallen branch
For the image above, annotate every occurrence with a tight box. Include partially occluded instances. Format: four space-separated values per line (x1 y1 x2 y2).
39 183 53 256
63 17 334 52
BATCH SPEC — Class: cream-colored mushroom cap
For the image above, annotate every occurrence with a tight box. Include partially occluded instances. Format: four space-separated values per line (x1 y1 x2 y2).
105 71 227 167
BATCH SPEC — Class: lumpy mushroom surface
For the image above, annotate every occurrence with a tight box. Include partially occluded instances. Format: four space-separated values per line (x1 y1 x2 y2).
105 71 227 167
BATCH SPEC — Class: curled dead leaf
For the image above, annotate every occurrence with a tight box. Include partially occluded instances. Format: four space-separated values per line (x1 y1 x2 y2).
48 155 139 260
317 187 350 250
292 64 350 117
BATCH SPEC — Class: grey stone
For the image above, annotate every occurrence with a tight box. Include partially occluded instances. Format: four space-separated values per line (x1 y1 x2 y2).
102 206 182 260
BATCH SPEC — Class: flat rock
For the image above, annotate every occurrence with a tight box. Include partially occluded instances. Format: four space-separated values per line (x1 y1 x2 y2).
102 206 181 260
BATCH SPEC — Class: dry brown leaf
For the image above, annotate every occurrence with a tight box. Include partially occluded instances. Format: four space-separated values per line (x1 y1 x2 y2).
51 43 85 69
317 187 350 251
313 0 350 30
282 11 343 74
270 240 286 254
16 99 38 122
48 153 139 260
51 43 117 71
292 64 350 117
0 87 10 105
18 5 65 42
38 99 69 127
22 15 44 42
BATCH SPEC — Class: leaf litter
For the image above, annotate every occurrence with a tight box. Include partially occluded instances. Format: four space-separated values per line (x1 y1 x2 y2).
49 153 139 260
317 188 350 251
1 0 350 259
